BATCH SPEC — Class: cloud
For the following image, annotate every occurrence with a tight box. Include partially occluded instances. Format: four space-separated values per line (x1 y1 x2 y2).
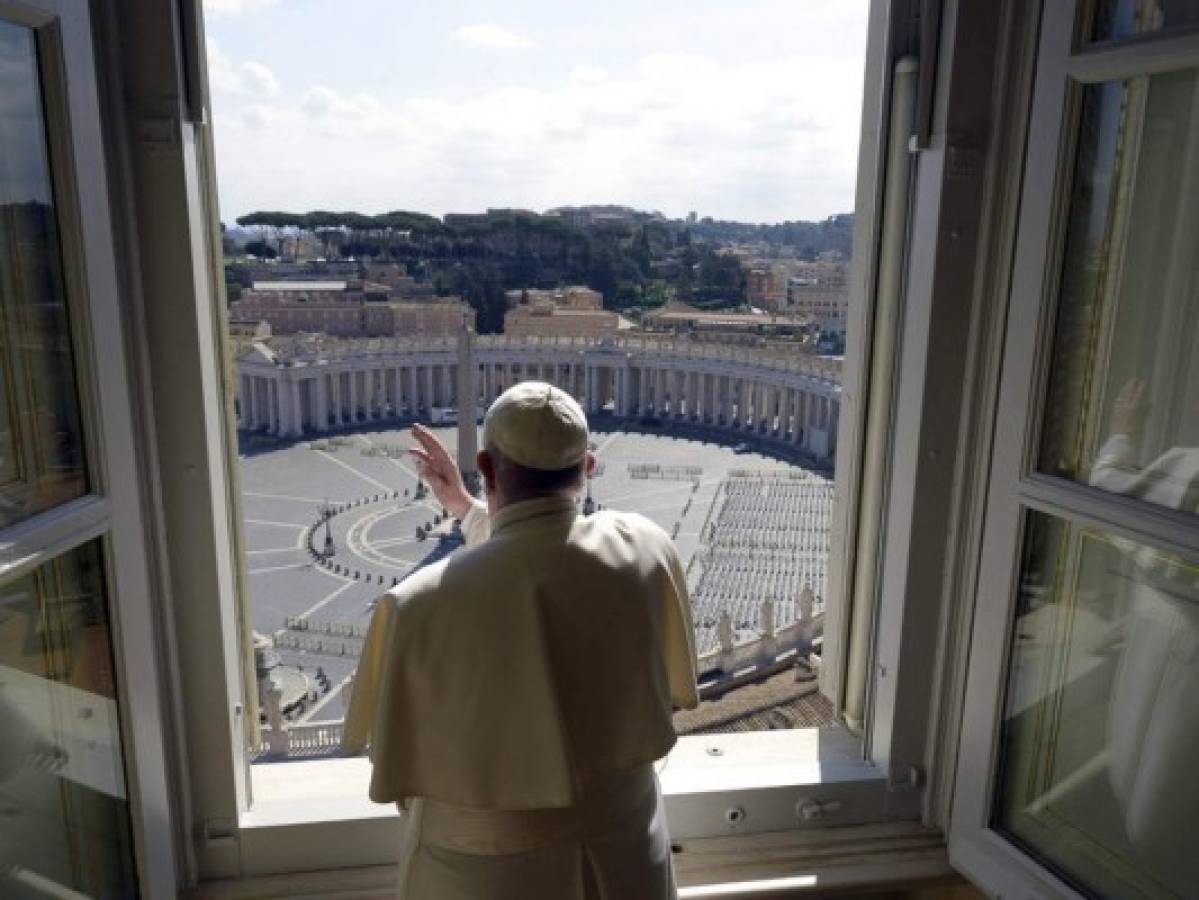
207 41 280 97
453 23 533 49
204 0 279 17
301 86 383 121
569 65 608 85
209 49 865 223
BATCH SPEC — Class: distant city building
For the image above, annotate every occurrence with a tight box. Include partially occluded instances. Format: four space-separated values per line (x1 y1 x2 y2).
787 282 849 337
785 261 849 337
229 281 475 338
542 205 638 228
442 212 492 228
747 266 788 310
642 303 809 339
503 286 603 310
503 286 629 338
362 262 427 296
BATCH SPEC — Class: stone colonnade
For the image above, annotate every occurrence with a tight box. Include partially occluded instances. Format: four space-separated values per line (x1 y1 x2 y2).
237 337 841 459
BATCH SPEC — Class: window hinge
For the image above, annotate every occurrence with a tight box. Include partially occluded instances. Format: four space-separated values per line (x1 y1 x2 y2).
202 817 238 846
888 765 925 792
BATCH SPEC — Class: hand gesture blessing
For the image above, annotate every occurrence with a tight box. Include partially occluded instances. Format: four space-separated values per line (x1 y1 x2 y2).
408 424 473 519
1112 378 1150 437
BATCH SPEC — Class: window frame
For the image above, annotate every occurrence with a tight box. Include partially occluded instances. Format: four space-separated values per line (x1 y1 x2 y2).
0 0 179 895
949 2 1199 897
96 0 1032 887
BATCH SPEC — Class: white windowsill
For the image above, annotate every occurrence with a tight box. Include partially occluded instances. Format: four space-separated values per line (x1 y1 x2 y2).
232 727 896 880
243 727 875 830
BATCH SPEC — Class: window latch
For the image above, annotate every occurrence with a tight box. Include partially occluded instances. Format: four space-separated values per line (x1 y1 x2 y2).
796 798 844 822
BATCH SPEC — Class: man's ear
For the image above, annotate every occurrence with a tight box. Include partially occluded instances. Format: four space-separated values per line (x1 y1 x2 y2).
584 451 597 478
477 450 496 491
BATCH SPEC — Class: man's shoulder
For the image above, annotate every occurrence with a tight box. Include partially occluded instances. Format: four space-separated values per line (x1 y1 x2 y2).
385 539 510 611
582 509 678 562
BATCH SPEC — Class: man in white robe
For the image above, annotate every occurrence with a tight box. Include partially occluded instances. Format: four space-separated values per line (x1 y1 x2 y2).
343 382 699 899
1089 379 1199 895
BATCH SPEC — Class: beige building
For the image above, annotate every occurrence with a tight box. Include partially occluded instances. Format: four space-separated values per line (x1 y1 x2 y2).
503 285 620 337
747 266 787 310
229 282 475 338
787 284 849 336
504 302 632 339
643 303 808 339
504 285 604 310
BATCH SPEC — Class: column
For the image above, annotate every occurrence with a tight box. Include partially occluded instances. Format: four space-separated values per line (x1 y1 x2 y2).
268 378 279 434
245 376 257 430
425 366 434 412
792 390 803 444
293 378 304 435
315 373 328 431
237 375 249 429
276 378 291 436
457 330 478 480
347 369 358 424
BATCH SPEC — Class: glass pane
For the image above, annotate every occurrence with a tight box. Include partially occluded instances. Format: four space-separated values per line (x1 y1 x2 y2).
1091 0 1199 42
1039 71 1199 517
0 20 88 528
0 540 138 898
994 511 1198 898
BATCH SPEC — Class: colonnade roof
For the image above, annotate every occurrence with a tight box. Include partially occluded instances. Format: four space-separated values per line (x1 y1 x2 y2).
237 334 843 388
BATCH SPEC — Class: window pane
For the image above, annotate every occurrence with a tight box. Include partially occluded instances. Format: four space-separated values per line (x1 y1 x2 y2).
994 511 1198 898
0 20 88 528
1091 0 1199 43
0 540 139 898
1039 71 1199 517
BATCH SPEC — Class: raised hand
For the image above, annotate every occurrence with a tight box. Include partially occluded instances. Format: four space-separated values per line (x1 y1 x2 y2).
1112 378 1150 437
408 424 473 519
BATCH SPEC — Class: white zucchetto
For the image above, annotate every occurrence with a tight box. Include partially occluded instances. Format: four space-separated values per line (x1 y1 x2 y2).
483 381 589 471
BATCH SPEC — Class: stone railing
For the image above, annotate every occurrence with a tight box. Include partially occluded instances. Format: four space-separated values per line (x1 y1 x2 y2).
252 608 825 761
254 673 357 761
254 333 842 386
696 610 824 700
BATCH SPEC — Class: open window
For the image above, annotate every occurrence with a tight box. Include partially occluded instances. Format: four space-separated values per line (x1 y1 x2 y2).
952 2 1199 897
0 2 177 895
204 0 897 861
178 0 1003 884
11 0 1102 893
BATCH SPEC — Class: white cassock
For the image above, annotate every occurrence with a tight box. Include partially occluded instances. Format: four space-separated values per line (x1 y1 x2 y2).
1090 435 1199 896
343 495 699 899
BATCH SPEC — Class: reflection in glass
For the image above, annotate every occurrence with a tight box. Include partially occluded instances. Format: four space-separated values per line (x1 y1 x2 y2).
1091 0 1199 42
0 20 88 528
994 512 1198 898
0 540 138 897
1040 71 1199 515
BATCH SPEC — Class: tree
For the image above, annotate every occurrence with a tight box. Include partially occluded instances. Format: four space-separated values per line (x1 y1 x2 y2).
244 239 277 259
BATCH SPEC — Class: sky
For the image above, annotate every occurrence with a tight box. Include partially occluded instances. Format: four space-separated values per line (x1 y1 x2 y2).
203 0 869 225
